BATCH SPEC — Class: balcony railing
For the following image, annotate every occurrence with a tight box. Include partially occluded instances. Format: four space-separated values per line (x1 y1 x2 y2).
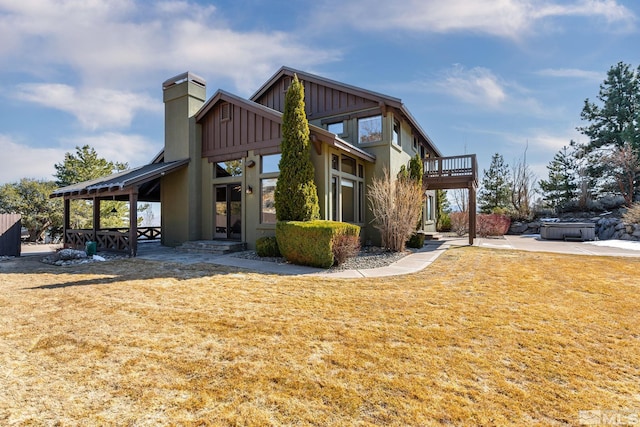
423 154 478 188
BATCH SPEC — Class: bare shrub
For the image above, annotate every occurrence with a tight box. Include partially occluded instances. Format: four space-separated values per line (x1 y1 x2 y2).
622 203 640 225
368 168 423 252
332 233 361 266
477 214 511 237
450 211 469 236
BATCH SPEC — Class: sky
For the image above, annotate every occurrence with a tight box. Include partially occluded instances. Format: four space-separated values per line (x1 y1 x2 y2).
0 0 638 187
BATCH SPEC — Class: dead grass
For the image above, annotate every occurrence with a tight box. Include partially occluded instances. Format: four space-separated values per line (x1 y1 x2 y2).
0 248 639 426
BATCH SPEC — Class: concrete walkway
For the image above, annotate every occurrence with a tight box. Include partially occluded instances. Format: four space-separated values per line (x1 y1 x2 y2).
136 234 640 277
21 235 640 278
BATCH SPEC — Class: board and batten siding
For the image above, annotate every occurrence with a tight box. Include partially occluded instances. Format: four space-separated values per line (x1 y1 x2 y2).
254 76 379 120
200 101 282 163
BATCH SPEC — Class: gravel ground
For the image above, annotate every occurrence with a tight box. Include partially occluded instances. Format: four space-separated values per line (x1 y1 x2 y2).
232 247 412 271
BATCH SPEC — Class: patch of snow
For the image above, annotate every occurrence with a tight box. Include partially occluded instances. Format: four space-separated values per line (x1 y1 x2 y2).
584 240 640 251
92 255 106 261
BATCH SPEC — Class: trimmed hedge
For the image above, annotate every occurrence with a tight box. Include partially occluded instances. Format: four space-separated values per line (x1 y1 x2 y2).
276 220 360 268
255 236 281 257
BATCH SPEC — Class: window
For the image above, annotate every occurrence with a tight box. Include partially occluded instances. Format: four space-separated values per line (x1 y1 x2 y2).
427 195 434 221
341 179 355 223
261 178 277 224
220 102 231 121
261 153 281 173
327 121 344 135
358 115 382 144
413 136 418 150
341 155 356 176
215 159 242 178
392 119 400 146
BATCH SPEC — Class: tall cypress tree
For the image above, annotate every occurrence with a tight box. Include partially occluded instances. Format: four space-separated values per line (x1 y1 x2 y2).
274 74 320 221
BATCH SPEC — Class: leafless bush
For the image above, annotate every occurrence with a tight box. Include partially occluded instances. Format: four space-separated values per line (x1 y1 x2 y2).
450 211 469 236
622 203 640 225
332 233 361 266
368 168 423 252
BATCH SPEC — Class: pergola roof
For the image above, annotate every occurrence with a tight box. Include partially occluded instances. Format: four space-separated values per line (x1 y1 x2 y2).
50 159 189 201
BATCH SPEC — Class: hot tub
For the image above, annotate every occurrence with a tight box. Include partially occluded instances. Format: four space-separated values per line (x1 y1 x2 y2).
540 222 595 241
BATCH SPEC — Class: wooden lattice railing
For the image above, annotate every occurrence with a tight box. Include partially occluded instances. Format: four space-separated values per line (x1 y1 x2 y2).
65 227 161 254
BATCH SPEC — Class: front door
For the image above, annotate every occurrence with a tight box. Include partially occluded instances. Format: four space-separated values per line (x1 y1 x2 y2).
214 184 242 240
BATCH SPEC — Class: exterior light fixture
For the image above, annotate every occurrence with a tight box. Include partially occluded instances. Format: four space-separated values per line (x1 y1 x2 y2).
246 185 253 194
246 160 256 168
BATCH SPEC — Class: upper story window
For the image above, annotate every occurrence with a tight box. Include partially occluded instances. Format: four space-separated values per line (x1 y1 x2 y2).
215 159 242 178
327 121 344 135
358 115 382 144
392 119 401 146
262 153 281 173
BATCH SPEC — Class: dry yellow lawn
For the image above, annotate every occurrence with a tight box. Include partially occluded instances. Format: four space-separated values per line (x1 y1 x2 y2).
0 247 639 426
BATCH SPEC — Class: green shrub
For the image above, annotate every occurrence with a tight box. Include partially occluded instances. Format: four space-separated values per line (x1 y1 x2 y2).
406 232 425 249
255 236 280 257
437 212 452 232
276 220 360 268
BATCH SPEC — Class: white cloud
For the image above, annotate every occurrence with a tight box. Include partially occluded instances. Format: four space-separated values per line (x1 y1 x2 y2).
13 84 161 130
0 132 161 184
62 133 162 168
535 68 605 81
315 0 635 39
0 134 64 183
0 1 340 93
434 65 508 108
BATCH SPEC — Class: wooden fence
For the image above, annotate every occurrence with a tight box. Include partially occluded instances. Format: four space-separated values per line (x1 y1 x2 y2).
0 214 22 257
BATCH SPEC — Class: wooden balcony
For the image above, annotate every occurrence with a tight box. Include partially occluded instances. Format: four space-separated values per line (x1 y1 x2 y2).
423 154 478 190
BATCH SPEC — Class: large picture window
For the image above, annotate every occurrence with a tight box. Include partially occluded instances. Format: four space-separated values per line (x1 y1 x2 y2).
358 115 382 144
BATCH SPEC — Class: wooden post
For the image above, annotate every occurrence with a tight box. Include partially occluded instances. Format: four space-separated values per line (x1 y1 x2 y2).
63 198 70 247
93 197 100 247
468 184 477 245
129 189 138 257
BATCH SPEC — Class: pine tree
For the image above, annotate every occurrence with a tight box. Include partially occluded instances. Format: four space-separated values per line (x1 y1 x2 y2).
274 74 320 221
479 153 511 213
539 145 578 212
577 62 640 198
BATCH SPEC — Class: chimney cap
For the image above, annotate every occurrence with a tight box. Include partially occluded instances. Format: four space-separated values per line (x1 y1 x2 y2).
162 72 206 90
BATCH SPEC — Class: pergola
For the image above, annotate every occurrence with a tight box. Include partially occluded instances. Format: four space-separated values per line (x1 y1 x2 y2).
50 159 188 256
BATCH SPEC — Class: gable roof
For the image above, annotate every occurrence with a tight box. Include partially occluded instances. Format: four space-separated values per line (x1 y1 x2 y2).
196 89 376 163
251 66 442 157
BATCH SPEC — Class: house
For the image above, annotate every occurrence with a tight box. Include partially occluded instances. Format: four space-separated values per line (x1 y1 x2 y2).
51 67 477 255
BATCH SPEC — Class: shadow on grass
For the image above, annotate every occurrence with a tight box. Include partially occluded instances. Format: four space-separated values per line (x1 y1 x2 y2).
18 258 254 290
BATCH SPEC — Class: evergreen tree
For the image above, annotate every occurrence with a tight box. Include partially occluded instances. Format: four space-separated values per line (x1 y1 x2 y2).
479 153 511 213
274 74 320 221
577 62 640 198
54 145 128 187
578 62 640 153
539 145 578 212
0 179 62 242
54 145 132 229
